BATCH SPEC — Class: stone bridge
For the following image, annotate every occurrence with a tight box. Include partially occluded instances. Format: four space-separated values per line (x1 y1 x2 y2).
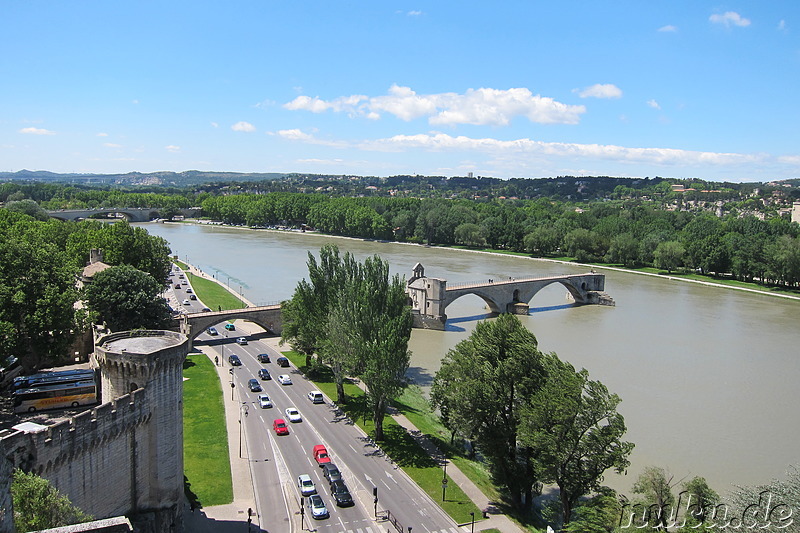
406 263 614 330
48 207 202 223
179 305 282 346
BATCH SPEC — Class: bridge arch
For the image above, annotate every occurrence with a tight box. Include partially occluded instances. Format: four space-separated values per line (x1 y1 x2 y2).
180 306 282 345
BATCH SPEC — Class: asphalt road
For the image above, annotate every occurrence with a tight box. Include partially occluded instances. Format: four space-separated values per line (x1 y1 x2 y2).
195 327 462 533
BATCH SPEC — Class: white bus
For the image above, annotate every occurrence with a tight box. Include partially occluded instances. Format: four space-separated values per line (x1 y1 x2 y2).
13 380 98 413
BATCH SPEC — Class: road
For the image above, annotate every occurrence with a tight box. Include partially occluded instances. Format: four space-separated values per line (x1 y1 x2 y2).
195 325 463 533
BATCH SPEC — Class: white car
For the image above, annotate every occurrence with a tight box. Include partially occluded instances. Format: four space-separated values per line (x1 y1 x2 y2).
285 407 302 423
277 374 292 385
182 299 190 305
307 391 324 404
258 394 272 409
297 474 316 496
236 337 248 345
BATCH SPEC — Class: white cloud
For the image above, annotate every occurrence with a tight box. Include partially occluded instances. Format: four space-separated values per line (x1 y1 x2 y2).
103 143 122 148
132 99 139 104
778 20 787 31
97 132 108 137
647 99 661 110
231 121 256 132
709 11 750 28
658 25 678 32
211 122 219 128
165 145 180 153
284 85 585 126
19 127 55 135
575 83 623 99
408 10 422 16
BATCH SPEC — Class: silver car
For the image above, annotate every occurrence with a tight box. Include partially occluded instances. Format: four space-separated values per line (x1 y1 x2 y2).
307 494 328 519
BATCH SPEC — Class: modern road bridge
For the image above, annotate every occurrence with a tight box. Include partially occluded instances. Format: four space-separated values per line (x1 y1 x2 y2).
48 207 202 223
406 263 614 330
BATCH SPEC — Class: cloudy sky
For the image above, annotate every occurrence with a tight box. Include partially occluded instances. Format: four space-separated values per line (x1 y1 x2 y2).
2 2 799 182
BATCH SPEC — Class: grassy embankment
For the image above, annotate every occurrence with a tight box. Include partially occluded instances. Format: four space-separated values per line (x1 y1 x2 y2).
179 261 240 507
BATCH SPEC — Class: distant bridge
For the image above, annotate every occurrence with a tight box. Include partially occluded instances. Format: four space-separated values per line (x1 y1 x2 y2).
179 305 282 346
48 207 202 223
406 263 614 330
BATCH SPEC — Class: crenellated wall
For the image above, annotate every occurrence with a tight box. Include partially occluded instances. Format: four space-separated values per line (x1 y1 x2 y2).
0 330 188 533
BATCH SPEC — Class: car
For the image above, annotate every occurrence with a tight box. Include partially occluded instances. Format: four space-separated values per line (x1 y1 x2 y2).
179 274 184 279
182 299 190 305
201 307 211 312
307 390 324 404
186 288 193 293
321 463 342 483
248 378 262 392
174 283 181 289
258 394 272 408
258 368 271 380
329 480 354 507
307 494 329 520
228 355 242 366
276 356 289 367
236 337 248 345
312 445 331 466
297 474 316 496
224 323 236 331
206 326 219 336
285 407 302 423
189 294 197 300
273 419 289 435
257 353 270 363
277 374 292 385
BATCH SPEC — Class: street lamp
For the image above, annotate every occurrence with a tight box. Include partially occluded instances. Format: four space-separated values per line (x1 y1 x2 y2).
470 511 475 533
239 403 249 458
442 458 448 501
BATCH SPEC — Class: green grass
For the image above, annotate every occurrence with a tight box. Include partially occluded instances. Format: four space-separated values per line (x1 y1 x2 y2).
186 272 246 310
281 350 481 524
183 352 233 507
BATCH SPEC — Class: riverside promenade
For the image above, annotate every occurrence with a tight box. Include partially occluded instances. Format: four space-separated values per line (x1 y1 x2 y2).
177 262 527 533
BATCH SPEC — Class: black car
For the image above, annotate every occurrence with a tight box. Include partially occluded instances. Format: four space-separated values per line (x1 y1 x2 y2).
276 356 290 367
228 355 242 366
248 378 262 392
258 368 271 380
329 480 354 507
257 353 270 364
321 463 342 483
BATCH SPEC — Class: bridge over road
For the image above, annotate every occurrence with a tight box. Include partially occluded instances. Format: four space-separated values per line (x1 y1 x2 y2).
406 263 614 330
48 207 201 223
179 305 282 346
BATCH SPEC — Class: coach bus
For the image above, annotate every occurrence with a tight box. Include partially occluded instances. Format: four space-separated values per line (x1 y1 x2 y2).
12 368 96 391
13 379 99 413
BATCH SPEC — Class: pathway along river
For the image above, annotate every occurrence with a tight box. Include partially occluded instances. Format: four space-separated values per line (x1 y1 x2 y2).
143 222 799 495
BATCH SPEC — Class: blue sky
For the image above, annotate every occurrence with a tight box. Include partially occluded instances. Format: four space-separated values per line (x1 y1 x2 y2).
2 2 798 182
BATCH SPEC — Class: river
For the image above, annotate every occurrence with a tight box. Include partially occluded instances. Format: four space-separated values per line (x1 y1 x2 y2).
141 221 800 496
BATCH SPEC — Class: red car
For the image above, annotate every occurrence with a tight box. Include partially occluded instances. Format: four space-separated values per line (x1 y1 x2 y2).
273 419 289 436
313 444 331 466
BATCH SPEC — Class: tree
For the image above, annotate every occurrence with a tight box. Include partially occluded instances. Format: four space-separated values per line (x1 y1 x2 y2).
606 232 639 267
431 313 547 511
5 199 50 221
631 466 678 531
653 241 685 273
83 265 171 331
522 355 634 527
680 476 719 526
523 225 560 256
12 469 92 532
326 254 413 441
725 465 799 533
454 222 487 248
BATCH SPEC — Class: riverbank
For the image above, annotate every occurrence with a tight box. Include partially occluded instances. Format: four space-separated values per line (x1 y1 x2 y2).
173 220 800 302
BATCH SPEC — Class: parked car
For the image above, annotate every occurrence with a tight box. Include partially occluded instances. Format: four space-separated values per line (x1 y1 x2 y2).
228 355 242 366
257 353 270 363
285 407 302 423
276 356 289 367
312 445 331 466
329 480 354 507
297 474 316 496
201 307 211 312
258 368 271 380
248 378 262 392
224 323 236 331
277 374 292 385
258 394 272 408
236 337 248 345
307 390 324 404
307 494 329 520
206 326 218 335
321 463 342 483
273 419 289 435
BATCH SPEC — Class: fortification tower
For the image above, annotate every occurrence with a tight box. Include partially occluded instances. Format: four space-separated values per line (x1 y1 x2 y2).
94 330 189 532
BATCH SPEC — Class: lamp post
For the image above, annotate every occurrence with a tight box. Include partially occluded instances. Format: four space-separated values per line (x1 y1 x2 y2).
239 403 249 458
442 458 448 501
470 511 475 533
